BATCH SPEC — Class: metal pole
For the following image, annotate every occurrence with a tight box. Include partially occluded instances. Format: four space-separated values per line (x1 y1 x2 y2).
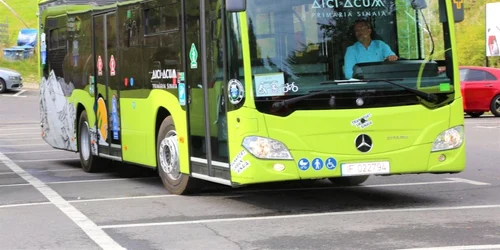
200 0 213 176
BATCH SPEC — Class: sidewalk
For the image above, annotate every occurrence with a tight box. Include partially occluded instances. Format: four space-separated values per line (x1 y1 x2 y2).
22 82 39 90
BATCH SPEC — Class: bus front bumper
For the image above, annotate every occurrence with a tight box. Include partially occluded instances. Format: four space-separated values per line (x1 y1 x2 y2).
230 142 466 185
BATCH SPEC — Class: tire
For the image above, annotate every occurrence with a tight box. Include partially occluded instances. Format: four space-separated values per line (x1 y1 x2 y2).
466 112 484 118
328 175 370 186
0 79 6 93
78 110 101 172
490 95 500 117
157 116 199 195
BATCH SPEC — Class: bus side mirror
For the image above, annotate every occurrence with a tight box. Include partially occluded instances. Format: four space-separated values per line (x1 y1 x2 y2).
452 0 464 23
439 0 464 23
226 0 246 12
410 0 427 9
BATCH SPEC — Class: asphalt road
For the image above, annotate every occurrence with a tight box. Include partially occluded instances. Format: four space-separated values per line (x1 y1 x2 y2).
1 89 500 250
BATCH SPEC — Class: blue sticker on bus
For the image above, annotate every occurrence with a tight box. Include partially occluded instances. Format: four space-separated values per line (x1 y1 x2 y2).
111 95 119 140
179 83 186 106
298 158 310 171
130 78 134 87
312 158 323 170
325 157 337 170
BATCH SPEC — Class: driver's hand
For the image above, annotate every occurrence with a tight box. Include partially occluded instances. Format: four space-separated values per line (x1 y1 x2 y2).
385 55 398 61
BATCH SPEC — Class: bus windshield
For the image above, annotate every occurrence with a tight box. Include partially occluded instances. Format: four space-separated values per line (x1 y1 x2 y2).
232 0 455 114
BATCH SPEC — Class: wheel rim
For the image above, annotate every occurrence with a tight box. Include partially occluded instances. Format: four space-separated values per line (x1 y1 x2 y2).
159 130 181 181
80 121 91 161
495 97 500 113
0 83 4 92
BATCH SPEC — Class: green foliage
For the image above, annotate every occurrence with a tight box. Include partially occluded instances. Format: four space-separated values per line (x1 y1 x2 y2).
456 0 500 67
0 0 39 83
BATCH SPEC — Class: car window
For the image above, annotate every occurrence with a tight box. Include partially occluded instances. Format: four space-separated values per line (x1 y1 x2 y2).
466 69 487 81
485 71 497 80
459 69 467 81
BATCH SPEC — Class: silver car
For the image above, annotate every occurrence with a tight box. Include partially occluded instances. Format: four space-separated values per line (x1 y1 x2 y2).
0 67 23 93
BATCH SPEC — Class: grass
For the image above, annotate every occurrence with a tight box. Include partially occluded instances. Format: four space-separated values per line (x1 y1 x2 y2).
0 0 39 84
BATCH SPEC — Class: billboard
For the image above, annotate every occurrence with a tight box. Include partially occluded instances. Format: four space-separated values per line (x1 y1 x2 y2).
486 2 500 56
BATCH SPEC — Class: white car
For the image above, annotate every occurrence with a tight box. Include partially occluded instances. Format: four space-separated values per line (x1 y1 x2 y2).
0 67 23 93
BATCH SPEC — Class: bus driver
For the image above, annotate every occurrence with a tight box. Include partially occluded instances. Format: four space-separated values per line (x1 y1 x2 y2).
343 19 398 79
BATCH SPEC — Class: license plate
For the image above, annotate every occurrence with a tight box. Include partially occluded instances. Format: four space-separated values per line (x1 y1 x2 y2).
341 161 390 176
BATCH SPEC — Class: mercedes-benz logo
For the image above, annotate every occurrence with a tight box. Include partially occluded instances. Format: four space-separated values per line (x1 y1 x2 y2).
355 134 373 153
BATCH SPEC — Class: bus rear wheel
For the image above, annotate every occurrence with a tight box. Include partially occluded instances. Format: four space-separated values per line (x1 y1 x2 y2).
157 116 198 195
78 110 101 172
328 175 369 186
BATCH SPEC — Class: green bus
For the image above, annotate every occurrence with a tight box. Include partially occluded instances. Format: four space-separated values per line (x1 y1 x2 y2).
38 0 466 194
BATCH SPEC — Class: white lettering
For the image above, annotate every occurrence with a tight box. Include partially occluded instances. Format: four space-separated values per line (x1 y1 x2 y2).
151 69 177 80
152 83 166 89
311 0 385 8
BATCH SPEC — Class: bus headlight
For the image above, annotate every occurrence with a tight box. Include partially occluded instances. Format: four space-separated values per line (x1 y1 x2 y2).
431 126 464 152
242 136 293 160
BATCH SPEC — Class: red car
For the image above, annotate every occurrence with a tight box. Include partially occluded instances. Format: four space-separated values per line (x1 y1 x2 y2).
459 66 500 117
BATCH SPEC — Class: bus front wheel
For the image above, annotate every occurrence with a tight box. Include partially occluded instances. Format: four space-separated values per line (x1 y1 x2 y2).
328 175 369 186
78 110 101 172
157 116 198 195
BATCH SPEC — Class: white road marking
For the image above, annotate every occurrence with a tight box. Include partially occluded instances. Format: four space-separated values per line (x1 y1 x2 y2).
0 127 39 131
0 121 39 125
13 90 27 96
46 177 158 185
0 177 488 190
0 132 39 136
0 152 125 249
31 168 81 173
0 168 80 176
397 245 500 250
0 137 43 141
0 143 48 147
14 158 79 163
0 202 52 209
0 177 493 209
0 177 158 188
69 194 179 203
99 204 500 229
1 94 27 98
0 183 30 187
2 150 59 155
446 177 491 186
0 195 178 210
474 126 500 129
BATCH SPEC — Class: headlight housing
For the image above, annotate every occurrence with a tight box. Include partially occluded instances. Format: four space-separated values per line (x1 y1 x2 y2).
9 75 20 80
431 126 464 152
242 136 293 160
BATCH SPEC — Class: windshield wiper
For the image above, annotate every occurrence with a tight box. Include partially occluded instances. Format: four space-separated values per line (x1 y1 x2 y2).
271 89 334 110
271 78 439 110
321 78 438 103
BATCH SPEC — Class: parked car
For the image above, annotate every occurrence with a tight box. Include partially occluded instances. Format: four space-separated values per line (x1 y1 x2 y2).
459 66 500 117
0 67 23 93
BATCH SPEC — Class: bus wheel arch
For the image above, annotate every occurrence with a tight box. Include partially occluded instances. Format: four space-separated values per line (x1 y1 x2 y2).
156 115 198 195
77 109 101 173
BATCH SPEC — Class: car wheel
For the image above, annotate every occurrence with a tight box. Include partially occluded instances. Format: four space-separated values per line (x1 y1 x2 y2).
157 116 199 195
328 175 369 186
0 79 6 93
490 95 500 117
78 110 102 172
466 112 484 118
